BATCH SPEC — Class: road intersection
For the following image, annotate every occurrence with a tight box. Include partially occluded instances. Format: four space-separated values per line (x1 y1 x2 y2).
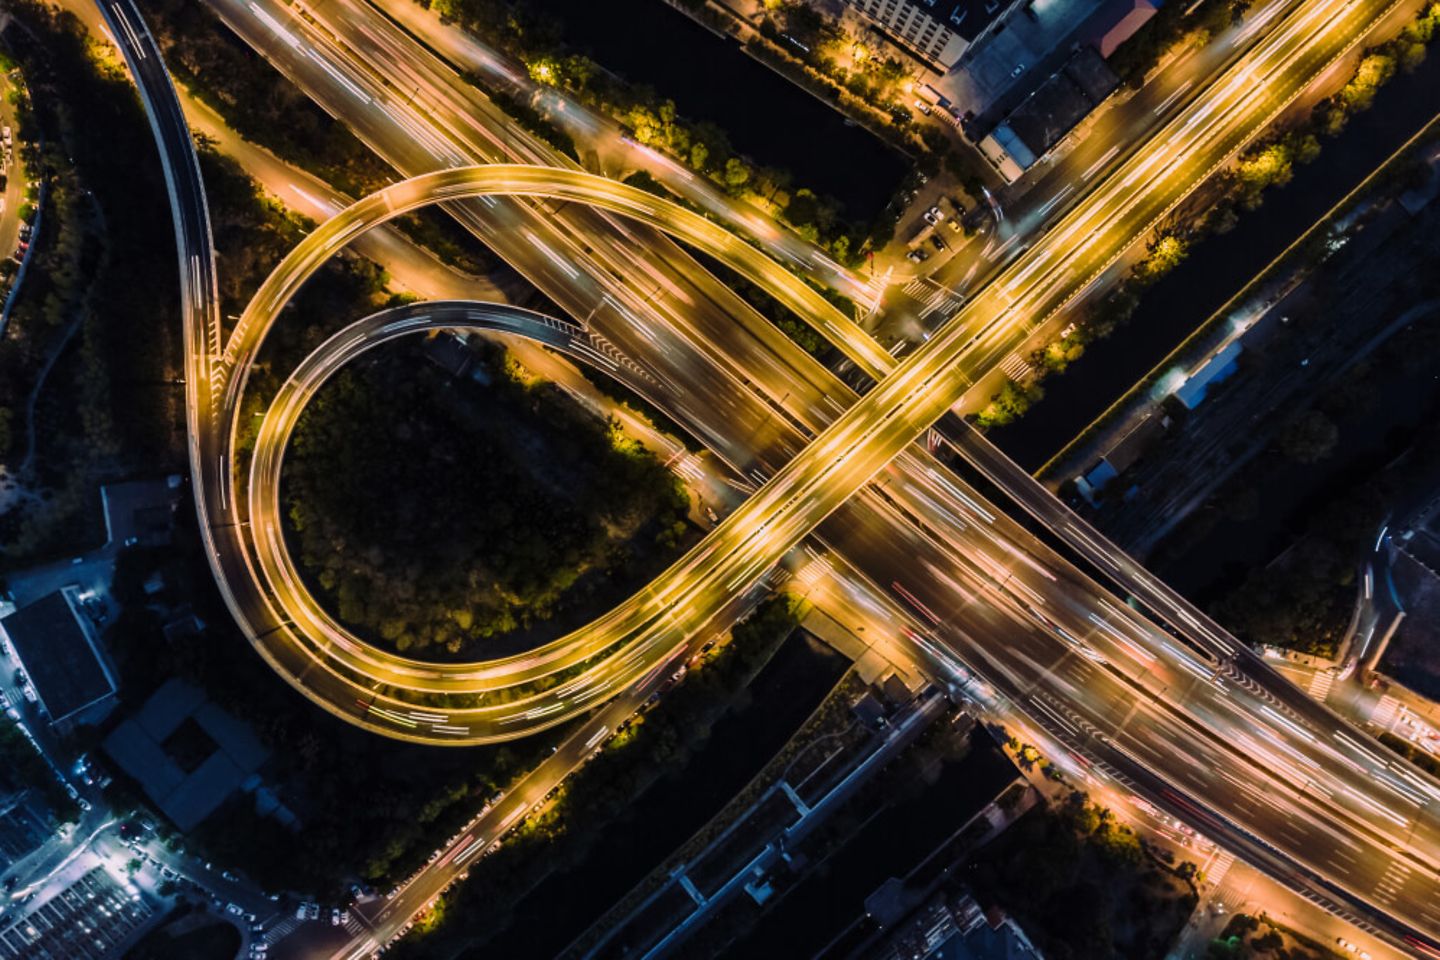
98 0 1440 953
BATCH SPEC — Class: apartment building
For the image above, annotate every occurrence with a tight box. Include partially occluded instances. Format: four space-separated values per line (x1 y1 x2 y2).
845 0 1017 70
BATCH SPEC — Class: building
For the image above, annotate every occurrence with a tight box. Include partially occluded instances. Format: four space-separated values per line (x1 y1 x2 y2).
1174 341 1243 410
1074 409 1170 503
102 678 270 832
1087 0 1161 58
846 0 1019 71
0 587 118 727
866 890 1044 959
976 46 1118 179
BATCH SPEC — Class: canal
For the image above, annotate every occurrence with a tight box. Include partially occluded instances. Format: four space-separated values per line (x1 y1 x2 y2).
989 47 1440 471
524 0 909 219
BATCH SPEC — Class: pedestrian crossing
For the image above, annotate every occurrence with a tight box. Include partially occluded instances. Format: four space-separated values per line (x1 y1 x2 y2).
263 916 300 944
901 277 930 298
901 277 967 320
668 452 704 482
1374 860 1412 903
1371 695 1400 729
796 547 833 587
1307 669 1335 702
1206 850 1235 887
999 351 1031 382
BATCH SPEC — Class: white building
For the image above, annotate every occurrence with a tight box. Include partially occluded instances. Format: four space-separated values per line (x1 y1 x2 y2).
846 0 1019 71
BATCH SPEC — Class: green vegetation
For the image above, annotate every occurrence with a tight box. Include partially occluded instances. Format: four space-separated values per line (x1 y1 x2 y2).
488 87 578 160
975 378 1044 429
979 3 1440 431
85 126 552 895
0 3 181 567
1202 299 1440 657
1211 480 1383 658
145 0 496 278
1314 4 1440 136
283 339 691 658
757 2 909 118
104 531 559 895
698 253 827 357
1108 0 1252 87
426 0 914 262
1206 913 1346 960
387 594 804 958
575 670 868 954
1277 409 1340 465
968 791 1197 960
0 718 79 823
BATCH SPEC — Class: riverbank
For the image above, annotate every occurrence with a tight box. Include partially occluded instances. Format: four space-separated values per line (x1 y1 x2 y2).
988 27 1440 471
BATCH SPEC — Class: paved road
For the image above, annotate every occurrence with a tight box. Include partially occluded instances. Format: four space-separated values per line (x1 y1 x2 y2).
103 0 1440 953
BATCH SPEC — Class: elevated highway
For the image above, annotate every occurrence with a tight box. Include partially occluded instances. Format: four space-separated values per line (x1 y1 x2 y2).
99 0 1440 951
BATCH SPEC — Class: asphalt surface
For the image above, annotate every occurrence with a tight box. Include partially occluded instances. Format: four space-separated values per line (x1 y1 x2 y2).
100 0 1440 954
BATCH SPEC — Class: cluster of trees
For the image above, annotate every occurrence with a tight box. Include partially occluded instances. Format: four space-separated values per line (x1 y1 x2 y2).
1206 914 1334 960
105 529 559 895
974 378 1044 429
756 2 911 122
146 0 388 199
976 0 1440 433
385 594 804 958
1209 444 1390 658
428 0 915 264
122 907 240 960
1207 301 1440 657
1232 131 1322 206
283 341 690 658
1219 1 1439 215
697 252 829 357
975 228 1190 428
1109 0 1252 87
1315 4 1440 135
968 790 1197 960
488 88 578 160
80 83 570 895
0 3 182 568
144 0 496 278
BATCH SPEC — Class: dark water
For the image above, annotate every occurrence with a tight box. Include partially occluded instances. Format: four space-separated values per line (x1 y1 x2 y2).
479 631 849 959
527 0 909 219
991 50 1440 471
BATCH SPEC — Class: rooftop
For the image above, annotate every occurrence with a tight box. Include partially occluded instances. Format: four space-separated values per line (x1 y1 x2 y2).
996 47 1118 164
102 678 270 831
0 589 117 724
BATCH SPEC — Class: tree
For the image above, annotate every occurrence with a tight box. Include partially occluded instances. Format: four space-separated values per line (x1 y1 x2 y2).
722 156 751 192
1279 409 1339 464
1237 143 1294 195
1140 234 1189 280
